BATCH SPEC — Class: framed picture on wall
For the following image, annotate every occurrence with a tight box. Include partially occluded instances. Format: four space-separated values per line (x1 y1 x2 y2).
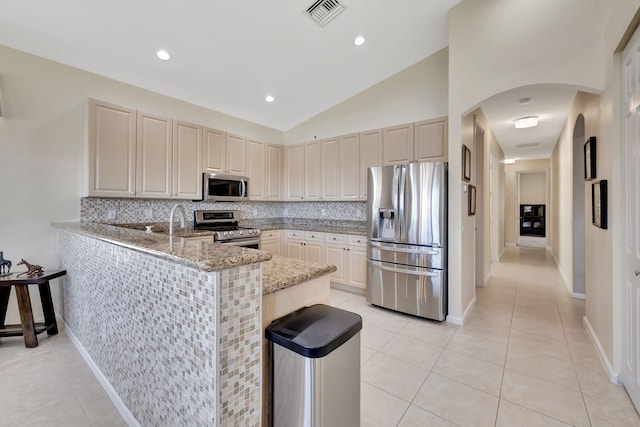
462 144 471 182
584 136 597 180
592 179 607 229
468 185 476 216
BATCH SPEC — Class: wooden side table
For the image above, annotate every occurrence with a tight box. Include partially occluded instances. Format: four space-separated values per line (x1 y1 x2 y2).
0 269 66 348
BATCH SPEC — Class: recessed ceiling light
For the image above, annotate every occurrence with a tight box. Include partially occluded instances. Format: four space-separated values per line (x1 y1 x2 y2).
354 36 365 46
504 158 516 164
156 50 171 61
519 97 531 105
265 95 275 103
514 116 538 129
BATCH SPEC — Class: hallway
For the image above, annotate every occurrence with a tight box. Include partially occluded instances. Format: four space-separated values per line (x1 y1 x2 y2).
331 246 640 426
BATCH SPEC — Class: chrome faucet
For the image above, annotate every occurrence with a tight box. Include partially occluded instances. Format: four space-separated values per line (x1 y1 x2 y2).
169 204 187 236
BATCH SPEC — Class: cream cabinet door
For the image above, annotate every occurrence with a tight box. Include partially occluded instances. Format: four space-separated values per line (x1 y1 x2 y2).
285 239 304 260
261 239 283 256
415 118 447 161
226 133 246 175
173 121 203 199
305 141 322 200
285 144 305 200
383 123 414 165
87 99 137 197
325 243 348 283
265 144 283 200
359 129 382 199
339 133 360 200
136 112 172 198
246 139 265 199
321 137 340 200
347 237 367 289
203 127 226 173
305 241 325 264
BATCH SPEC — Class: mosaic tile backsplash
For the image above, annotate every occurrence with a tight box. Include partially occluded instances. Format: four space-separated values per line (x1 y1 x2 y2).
81 198 367 224
59 230 262 426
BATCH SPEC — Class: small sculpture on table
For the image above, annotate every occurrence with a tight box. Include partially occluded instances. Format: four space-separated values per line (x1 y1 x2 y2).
16 259 44 278
0 251 11 277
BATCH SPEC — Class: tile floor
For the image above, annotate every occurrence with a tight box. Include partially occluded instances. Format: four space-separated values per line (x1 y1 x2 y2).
1 246 639 426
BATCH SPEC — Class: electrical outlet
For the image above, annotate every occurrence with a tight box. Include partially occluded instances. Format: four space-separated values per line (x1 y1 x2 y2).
144 208 153 220
107 210 117 220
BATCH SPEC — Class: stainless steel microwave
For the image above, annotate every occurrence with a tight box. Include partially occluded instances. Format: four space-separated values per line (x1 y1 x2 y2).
202 173 249 201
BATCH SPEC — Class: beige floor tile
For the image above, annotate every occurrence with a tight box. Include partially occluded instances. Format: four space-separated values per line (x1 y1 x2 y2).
80 394 128 426
432 348 504 396
362 352 429 402
361 325 396 351
380 333 443 370
361 381 410 427
397 405 458 427
364 308 412 333
501 369 590 426
510 315 566 341
398 318 457 347
508 329 571 362
575 364 635 406
583 392 640 426
361 346 376 365
505 347 580 390
445 330 508 366
496 399 572 426
457 321 511 345
413 373 499 427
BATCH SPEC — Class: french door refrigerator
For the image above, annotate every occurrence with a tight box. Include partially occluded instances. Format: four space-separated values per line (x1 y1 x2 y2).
366 161 447 321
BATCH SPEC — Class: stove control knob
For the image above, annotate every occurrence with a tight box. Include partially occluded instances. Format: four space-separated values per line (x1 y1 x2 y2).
239 231 244 235
229 231 234 236
247 230 252 235
222 231 228 236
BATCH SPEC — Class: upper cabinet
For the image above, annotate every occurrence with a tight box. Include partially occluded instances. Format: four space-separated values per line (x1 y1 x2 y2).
203 129 246 176
383 123 415 165
86 99 202 200
321 137 340 200
265 144 283 200
305 141 322 200
87 99 137 197
246 139 265 199
339 133 360 200
414 117 447 161
359 129 382 199
284 144 305 200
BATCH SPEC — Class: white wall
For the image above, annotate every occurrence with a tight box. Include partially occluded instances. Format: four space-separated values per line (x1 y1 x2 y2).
0 45 283 323
284 48 449 144
520 173 546 204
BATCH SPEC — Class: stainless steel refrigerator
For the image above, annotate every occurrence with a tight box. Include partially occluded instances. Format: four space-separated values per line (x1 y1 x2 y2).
366 161 447 321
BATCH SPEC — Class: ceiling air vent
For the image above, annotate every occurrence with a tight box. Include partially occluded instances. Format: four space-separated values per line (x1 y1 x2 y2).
305 0 345 27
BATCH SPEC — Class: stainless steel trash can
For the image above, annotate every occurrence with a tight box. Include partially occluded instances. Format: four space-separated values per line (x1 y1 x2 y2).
265 304 363 427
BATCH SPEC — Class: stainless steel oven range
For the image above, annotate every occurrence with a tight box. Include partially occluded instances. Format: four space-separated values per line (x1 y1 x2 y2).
193 210 261 249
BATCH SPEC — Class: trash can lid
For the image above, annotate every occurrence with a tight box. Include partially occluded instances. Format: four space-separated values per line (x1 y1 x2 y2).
265 304 363 358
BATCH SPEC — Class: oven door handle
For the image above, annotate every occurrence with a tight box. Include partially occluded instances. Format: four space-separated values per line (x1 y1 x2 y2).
368 260 440 277
218 238 261 247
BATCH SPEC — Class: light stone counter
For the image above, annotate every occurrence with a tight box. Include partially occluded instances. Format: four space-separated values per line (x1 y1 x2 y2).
262 255 336 295
54 222 272 271
240 218 367 236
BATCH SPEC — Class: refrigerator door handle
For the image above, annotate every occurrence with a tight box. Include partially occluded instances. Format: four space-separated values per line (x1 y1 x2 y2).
369 241 440 255
368 260 440 277
398 164 406 241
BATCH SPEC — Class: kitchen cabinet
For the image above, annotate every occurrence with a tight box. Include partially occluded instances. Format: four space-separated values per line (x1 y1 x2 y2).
383 123 414 165
284 144 305 200
324 234 348 284
414 117 447 161
359 129 383 199
325 233 367 290
321 137 340 200
172 120 203 199
260 230 283 256
136 112 172 198
203 129 246 176
265 144 283 200
339 133 360 200
305 141 322 200
87 99 137 197
246 139 265 199
284 230 325 263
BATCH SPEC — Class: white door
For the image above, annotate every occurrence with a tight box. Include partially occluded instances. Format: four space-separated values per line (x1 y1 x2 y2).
622 26 640 409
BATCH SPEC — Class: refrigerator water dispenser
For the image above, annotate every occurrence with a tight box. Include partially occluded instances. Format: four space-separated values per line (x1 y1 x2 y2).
378 209 396 239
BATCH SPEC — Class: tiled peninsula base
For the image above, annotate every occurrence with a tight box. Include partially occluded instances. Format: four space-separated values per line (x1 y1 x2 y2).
58 231 262 427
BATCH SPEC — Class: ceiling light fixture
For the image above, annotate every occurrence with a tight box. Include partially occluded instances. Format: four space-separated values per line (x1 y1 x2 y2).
156 50 171 61
265 95 275 103
514 116 538 129
504 158 516 165
354 36 365 46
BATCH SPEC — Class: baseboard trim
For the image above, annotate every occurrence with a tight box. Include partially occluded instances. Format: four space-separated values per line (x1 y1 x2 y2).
572 292 586 300
330 282 366 296
550 249 572 294
583 316 620 384
63 320 141 427
447 296 476 325
506 243 516 247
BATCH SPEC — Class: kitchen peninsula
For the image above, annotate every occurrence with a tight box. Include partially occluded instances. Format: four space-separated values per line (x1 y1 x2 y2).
54 222 335 427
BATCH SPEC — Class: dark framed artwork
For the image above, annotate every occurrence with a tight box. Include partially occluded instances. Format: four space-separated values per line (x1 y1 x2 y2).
592 179 607 229
584 136 597 180
468 185 476 216
462 144 471 182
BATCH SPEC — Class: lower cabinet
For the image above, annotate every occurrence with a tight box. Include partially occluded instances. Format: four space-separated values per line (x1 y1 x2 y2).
325 233 367 290
260 230 283 256
284 230 325 263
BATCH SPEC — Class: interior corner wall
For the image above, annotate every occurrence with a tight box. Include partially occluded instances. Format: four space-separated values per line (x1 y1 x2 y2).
283 48 449 144
0 44 282 324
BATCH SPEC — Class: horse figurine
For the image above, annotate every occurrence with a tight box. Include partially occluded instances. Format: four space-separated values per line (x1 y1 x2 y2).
17 259 44 278
0 252 11 276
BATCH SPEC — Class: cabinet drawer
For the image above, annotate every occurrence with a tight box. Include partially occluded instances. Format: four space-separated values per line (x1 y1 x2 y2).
305 231 324 242
285 230 304 240
261 230 282 239
325 233 347 244
348 235 367 247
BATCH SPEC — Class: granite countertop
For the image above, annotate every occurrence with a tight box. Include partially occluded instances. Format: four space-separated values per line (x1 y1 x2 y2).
262 255 337 295
240 218 367 236
53 222 271 272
